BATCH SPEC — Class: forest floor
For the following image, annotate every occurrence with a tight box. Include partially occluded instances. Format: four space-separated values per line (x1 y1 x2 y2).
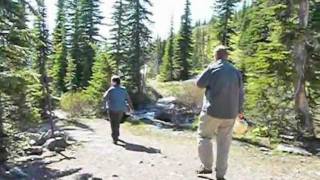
2 113 320 180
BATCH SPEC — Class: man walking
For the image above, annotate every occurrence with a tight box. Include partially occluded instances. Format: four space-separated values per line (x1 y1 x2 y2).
196 46 244 180
103 76 134 144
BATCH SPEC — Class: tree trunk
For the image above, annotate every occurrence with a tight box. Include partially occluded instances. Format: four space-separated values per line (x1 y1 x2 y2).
0 93 7 162
0 93 4 137
294 0 315 137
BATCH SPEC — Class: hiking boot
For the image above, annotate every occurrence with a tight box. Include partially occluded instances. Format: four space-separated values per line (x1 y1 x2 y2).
113 138 118 145
216 177 226 180
196 166 212 174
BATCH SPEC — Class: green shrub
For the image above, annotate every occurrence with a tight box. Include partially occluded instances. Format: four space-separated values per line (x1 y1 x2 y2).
191 115 200 131
60 91 93 117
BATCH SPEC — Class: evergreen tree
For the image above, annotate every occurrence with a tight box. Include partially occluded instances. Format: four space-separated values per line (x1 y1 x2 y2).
64 53 77 91
110 0 128 74
67 0 103 88
79 0 103 87
232 1 297 136
308 0 320 136
33 0 53 120
159 21 175 81
153 36 166 75
125 0 153 99
0 0 41 160
51 0 68 94
192 24 208 72
69 0 83 88
173 0 193 80
215 0 238 46
86 46 115 105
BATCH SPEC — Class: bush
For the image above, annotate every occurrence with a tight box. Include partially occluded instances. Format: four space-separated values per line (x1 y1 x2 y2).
191 115 200 131
60 91 93 117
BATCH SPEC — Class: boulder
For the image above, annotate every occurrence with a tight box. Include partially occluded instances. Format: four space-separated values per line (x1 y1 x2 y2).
43 137 68 151
156 96 177 105
37 130 65 146
24 146 43 155
276 144 312 156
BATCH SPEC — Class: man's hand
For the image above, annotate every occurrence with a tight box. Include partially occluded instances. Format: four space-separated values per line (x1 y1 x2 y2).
238 113 244 119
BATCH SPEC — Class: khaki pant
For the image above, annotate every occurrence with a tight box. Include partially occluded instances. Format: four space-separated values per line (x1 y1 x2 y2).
197 112 235 178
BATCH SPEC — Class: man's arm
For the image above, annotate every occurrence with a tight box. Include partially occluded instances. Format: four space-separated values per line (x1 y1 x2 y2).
103 89 110 108
196 68 211 89
238 71 244 114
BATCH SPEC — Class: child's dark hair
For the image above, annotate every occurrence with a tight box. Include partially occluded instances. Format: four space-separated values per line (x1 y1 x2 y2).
111 75 121 85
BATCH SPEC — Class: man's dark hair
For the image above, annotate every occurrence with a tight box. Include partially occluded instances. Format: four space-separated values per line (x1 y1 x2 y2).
111 75 121 85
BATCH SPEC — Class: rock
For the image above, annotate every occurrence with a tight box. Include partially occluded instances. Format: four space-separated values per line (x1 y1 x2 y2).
133 112 155 121
37 130 53 145
6 167 28 178
92 178 103 180
139 160 144 164
276 144 312 156
75 173 93 180
279 134 295 141
25 132 41 142
258 138 271 148
43 137 68 151
259 147 271 152
16 155 43 162
24 146 43 155
112 174 119 178
157 96 177 104
37 130 65 146
29 139 37 146
262 151 272 155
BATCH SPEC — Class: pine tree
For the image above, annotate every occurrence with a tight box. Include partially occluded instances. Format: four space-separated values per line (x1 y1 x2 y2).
51 0 68 94
64 53 77 91
86 45 115 105
215 0 238 46
110 0 128 74
233 1 296 136
69 0 83 88
307 0 320 136
33 0 51 117
0 0 41 160
173 0 193 80
153 36 166 75
33 0 54 134
192 24 208 72
125 0 153 99
159 20 175 81
67 0 103 88
79 0 103 87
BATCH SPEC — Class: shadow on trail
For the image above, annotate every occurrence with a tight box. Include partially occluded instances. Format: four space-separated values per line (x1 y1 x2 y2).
0 159 82 180
117 140 161 154
197 175 214 180
60 118 95 132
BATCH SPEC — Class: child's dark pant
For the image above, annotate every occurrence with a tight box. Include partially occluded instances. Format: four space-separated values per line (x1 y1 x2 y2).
109 111 124 141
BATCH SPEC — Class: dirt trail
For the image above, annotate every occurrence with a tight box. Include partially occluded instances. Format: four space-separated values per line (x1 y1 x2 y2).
12 117 320 180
